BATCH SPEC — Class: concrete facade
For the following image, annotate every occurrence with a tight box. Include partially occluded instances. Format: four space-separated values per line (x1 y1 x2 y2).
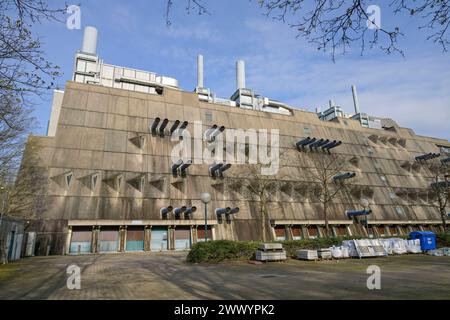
24 80 449 255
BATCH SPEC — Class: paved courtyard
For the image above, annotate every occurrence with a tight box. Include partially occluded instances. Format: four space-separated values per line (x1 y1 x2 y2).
0 253 449 300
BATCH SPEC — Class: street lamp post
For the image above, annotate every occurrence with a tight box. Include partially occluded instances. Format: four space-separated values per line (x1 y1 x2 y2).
0 186 7 228
200 192 212 242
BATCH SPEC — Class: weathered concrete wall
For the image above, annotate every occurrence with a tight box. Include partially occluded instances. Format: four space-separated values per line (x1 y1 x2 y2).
26 81 449 251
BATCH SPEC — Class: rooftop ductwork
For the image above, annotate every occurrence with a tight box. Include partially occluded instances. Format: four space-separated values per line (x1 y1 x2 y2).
169 120 181 135
333 172 357 182
159 119 169 137
352 85 361 115
150 117 161 136
171 159 183 175
160 206 174 219
346 209 372 218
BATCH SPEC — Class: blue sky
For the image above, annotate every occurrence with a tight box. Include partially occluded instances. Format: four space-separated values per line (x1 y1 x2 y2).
31 0 449 140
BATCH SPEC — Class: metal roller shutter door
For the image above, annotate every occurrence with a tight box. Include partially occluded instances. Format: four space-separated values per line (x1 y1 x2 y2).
174 228 191 250
70 229 92 254
151 227 168 251
126 228 145 251
197 227 212 242
99 228 119 252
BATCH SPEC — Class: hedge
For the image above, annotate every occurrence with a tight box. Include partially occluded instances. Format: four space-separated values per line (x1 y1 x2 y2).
187 233 450 263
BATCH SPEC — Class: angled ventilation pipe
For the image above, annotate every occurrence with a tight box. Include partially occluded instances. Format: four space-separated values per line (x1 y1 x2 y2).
170 120 181 135
150 117 161 136
205 125 218 141
295 137 315 149
333 172 356 182
416 153 440 162
159 118 169 137
309 138 325 150
171 159 184 175
326 141 342 150
160 206 174 219
228 207 240 215
313 139 330 150
209 163 223 177
346 209 372 218
184 206 197 219
174 206 187 219
442 157 450 165
178 160 193 177
216 163 232 179
209 126 226 142
216 207 231 216
179 121 189 131
322 140 337 150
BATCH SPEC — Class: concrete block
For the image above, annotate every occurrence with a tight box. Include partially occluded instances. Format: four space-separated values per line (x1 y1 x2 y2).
255 250 287 261
259 243 283 251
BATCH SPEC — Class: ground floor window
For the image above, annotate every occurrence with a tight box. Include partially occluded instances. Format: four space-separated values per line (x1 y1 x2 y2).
389 226 398 236
334 225 348 237
197 226 212 242
376 226 387 237
291 226 302 240
274 226 287 241
307 226 319 239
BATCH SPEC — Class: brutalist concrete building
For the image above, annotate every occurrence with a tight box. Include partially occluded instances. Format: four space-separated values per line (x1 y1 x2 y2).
24 27 449 255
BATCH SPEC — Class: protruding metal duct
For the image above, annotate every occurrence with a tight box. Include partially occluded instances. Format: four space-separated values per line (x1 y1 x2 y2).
441 157 450 165
322 140 337 150
209 163 223 177
174 206 187 219
205 125 218 141
296 137 316 149
178 160 193 176
416 153 441 162
209 126 225 142
184 206 197 215
352 85 361 115
313 139 330 149
197 54 204 88
216 207 231 216
309 138 325 150
346 209 372 218
236 60 246 89
228 207 240 215
171 159 183 175
326 141 342 150
82 26 98 55
216 163 232 178
160 206 174 218
150 118 161 136
179 121 189 131
159 119 169 137
170 120 180 135
333 172 356 182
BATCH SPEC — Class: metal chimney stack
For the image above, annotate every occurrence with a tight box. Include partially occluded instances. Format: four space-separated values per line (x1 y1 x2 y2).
329 100 335 108
351 85 361 115
82 26 98 55
197 54 204 88
236 60 246 89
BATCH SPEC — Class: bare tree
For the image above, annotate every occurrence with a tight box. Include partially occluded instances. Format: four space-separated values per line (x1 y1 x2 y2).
300 151 354 237
425 160 450 231
166 0 450 60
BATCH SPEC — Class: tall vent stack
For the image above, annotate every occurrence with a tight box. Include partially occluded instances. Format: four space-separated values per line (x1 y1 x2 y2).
82 26 98 55
197 54 204 88
351 85 361 115
236 60 246 89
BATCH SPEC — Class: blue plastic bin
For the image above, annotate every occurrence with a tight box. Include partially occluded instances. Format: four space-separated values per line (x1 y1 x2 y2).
409 231 437 251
